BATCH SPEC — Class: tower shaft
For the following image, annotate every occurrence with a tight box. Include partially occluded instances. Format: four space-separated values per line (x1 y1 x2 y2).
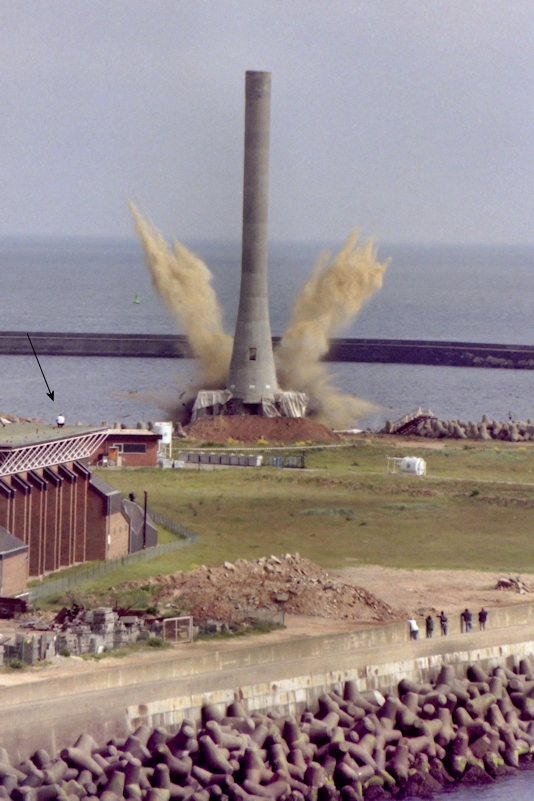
226 71 278 403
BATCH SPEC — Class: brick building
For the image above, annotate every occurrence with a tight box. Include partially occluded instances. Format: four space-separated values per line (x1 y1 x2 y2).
88 429 162 468
0 424 149 592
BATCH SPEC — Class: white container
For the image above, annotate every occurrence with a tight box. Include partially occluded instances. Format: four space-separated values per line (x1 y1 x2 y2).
154 422 173 444
398 457 426 476
248 455 263 467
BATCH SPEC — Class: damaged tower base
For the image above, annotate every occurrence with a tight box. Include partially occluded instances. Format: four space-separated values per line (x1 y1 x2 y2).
191 389 307 423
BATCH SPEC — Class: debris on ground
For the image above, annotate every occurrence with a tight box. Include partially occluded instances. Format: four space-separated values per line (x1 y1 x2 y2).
496 575 534 594
119 553 402 625
184 416 341 443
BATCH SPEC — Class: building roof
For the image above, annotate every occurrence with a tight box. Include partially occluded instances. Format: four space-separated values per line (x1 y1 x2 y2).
90 474 123 515
105 429 161 437
0 526 28 557
0 424 107 449
0 425 109 477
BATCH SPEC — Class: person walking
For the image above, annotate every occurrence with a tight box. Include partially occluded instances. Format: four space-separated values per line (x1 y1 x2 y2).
408 616 419 641
438 611 448 636
461 608 473 633
425 615 434 638
479 608 488 630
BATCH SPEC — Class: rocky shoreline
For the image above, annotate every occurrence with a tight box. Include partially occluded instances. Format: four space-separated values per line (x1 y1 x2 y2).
4 656 534 800
385 412 534 442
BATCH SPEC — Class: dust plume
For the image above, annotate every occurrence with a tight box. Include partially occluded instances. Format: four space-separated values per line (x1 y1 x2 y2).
276 233 388 429
129 203 233 387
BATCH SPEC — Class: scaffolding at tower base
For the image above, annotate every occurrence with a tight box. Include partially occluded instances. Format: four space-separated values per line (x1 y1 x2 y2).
190 390 308 422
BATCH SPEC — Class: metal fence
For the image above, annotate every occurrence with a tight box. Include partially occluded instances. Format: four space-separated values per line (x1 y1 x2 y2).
28 511 198 601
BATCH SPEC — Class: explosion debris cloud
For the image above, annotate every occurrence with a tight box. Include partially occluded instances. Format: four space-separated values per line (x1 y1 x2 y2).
131 207 388 428
130 202 233 387
275 233 389 428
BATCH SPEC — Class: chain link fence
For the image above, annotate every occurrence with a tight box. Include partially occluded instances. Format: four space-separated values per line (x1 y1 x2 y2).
28 511 198 601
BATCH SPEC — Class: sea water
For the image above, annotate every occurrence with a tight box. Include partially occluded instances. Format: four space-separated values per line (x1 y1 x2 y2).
0 236 533 427
2 240 534 797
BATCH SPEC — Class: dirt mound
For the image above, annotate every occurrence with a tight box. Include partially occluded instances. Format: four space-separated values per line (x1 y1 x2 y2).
120 553 401 625
184 416 340 443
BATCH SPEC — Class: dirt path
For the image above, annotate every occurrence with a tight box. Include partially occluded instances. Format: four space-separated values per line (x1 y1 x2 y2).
330 564 532 616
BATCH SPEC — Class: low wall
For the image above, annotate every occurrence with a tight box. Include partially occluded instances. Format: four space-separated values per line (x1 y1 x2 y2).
128 637 534 732
2 600 534 761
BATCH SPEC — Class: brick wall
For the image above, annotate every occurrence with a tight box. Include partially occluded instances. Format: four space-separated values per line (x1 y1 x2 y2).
74 469 88 564
85 490 106 562
0 463 128 576
89 434 160 468
28 476 46 577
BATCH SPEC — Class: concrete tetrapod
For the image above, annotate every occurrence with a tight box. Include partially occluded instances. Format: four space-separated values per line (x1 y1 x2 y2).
6 658 534 799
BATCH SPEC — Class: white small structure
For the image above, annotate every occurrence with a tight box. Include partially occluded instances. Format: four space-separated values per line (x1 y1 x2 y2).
387 456 426 476
154 422 173 459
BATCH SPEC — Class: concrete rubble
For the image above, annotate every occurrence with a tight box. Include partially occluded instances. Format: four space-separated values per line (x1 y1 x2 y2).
496 576 534 595
3 606 164 665
120 554 401 627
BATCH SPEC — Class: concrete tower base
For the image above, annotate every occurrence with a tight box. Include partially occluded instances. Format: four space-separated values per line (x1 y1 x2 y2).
190 390 307 423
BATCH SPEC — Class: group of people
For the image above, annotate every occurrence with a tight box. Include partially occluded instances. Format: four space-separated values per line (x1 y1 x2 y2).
408 607 488 640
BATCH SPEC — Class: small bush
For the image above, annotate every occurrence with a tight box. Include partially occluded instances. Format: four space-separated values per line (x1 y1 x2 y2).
147 637 169 648
470 488 480 496
6 658 26 671
60 648 71 658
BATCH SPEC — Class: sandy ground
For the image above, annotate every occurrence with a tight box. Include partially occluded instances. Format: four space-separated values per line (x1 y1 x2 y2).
331 564 531 617
1 565 531 686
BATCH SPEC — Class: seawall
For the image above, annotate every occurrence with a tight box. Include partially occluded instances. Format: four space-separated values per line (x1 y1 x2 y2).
2 601 534 761
2 331 534 368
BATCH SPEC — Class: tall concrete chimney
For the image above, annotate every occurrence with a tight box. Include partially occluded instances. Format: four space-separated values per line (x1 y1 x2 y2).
226 71 278 404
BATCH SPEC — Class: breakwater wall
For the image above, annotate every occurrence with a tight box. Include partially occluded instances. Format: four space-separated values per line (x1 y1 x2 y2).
3 601 534 762
2 332 534 368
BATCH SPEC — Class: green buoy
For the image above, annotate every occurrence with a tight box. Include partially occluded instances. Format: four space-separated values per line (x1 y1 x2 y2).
134 293 140 304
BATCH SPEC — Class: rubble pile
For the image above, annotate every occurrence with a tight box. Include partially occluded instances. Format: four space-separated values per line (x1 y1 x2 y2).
496 576 534 595
3 607 162 665
121 554 400 626
4 660 534 799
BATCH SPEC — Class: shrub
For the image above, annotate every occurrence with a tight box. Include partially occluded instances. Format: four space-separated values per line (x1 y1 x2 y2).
147 637 167 648
60 649 71 658
6 658 26 670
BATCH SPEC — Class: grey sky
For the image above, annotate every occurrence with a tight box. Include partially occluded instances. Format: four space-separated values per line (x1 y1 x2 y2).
1 0 533 244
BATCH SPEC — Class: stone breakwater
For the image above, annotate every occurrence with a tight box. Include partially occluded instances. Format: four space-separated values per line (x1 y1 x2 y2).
387 413 534 442
4 658 534 801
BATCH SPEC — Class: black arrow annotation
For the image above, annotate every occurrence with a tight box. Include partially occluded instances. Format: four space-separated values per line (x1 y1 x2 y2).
27 334 55 401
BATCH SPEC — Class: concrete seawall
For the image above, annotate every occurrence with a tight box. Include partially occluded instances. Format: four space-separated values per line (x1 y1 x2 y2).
3 600 534 761
2 331 534 368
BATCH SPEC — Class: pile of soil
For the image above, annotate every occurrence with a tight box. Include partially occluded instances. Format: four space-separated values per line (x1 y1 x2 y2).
120 553 401 625
184 415 340 443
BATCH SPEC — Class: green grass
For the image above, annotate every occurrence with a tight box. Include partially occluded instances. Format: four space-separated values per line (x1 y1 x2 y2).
79 438 534 585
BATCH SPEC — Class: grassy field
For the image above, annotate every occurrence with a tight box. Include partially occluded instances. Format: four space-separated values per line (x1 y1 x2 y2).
77 437 534 595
